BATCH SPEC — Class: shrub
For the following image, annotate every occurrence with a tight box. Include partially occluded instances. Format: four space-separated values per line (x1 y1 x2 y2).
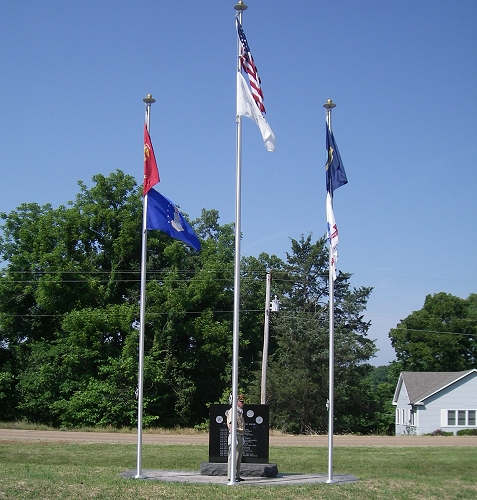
424 429 454 436
456 428 477 436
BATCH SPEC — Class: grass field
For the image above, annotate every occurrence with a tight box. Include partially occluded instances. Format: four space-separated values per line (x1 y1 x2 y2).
0 441 476 499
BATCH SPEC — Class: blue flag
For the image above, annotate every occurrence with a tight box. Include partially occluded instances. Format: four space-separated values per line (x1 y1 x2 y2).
326 126 348 194
146 189 201 251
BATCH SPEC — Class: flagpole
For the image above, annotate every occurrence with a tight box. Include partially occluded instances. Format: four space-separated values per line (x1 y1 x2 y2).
228 0 248 486
135 93 156 479
324 98 336 484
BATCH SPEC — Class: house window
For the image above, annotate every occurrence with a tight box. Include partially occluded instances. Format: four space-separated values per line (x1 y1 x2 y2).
447 410 477 426
448 410 456 425
468 411 476 426
396 409 400 424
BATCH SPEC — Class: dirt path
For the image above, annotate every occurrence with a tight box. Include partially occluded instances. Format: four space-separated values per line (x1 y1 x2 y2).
1 429 476 447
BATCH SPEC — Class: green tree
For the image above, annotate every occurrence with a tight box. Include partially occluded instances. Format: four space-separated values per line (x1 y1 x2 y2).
0 173 242 427
141 211 237 426
250 235 376 434
0 174 382 432
0 171 143 424
389 292 477 371
364 363 401 435
16 304 138 427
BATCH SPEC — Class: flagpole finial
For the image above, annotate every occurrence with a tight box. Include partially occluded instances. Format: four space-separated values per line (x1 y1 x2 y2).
234 1 248 11
143 94 156 104
323 99 336 110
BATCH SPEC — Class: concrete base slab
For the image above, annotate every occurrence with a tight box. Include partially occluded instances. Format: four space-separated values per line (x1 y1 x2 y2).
199 462 278 477
120 469 359 486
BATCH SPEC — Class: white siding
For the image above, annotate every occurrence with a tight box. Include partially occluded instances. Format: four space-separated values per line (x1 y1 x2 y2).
416 372 477 435
395 380 412 435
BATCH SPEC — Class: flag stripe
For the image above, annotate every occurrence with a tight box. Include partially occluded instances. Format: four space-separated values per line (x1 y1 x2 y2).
237 72 275 151
236 19 266 114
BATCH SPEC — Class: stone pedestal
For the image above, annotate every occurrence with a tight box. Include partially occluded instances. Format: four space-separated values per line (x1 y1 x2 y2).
200 462 278 477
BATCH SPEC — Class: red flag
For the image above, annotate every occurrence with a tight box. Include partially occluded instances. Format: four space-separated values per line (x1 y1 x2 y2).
143 124 159 195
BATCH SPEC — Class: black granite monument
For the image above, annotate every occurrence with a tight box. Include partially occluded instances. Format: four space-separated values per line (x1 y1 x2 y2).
208 403 269 463
200 403 278 477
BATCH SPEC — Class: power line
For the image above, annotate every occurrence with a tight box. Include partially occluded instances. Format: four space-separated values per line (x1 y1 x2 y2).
390 327 476 337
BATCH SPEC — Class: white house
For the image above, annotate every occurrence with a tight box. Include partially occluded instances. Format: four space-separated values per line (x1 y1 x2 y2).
392 369 477 435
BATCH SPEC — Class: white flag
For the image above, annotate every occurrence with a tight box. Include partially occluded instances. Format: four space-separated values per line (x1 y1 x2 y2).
236 72 275 152
326 192 339 281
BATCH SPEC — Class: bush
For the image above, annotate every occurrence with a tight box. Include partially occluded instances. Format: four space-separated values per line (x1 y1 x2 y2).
456 428 477 436
193 420 209 433
424 429 454 436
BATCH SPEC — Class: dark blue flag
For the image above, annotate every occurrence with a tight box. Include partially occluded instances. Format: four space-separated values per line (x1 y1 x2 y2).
326 126 348 194
146 189 201 251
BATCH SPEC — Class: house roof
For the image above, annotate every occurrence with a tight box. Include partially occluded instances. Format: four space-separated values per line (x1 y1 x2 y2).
393 369 477 405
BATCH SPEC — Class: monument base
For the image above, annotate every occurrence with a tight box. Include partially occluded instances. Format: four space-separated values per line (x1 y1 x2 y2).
200 462 278 477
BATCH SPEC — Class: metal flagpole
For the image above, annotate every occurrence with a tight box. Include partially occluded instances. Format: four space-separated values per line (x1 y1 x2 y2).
228 0 247 486
135 93 156 479
324 98 336 484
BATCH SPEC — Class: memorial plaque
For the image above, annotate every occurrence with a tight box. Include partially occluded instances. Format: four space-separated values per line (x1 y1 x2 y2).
208 404 269 463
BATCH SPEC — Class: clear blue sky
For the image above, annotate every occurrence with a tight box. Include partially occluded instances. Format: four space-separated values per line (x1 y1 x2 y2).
1 1 476 366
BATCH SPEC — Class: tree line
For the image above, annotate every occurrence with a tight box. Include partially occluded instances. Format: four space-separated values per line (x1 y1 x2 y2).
1 171 475 434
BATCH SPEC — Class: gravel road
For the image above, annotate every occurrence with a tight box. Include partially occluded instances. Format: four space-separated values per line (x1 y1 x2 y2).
1 429 476 447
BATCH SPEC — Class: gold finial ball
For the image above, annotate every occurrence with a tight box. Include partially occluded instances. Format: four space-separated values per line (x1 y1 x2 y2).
234 1 248 11
323 98 336 109
143 93 156 104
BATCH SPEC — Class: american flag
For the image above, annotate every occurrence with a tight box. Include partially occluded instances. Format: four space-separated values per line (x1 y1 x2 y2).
236 19 266 114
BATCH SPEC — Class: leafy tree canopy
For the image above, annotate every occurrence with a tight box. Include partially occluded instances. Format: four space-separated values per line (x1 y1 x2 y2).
389 292 477 371
0 171 239 426
248 235 377 434
0 171 380 433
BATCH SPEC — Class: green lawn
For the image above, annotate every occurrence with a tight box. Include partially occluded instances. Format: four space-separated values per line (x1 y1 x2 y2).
0 441 476 499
